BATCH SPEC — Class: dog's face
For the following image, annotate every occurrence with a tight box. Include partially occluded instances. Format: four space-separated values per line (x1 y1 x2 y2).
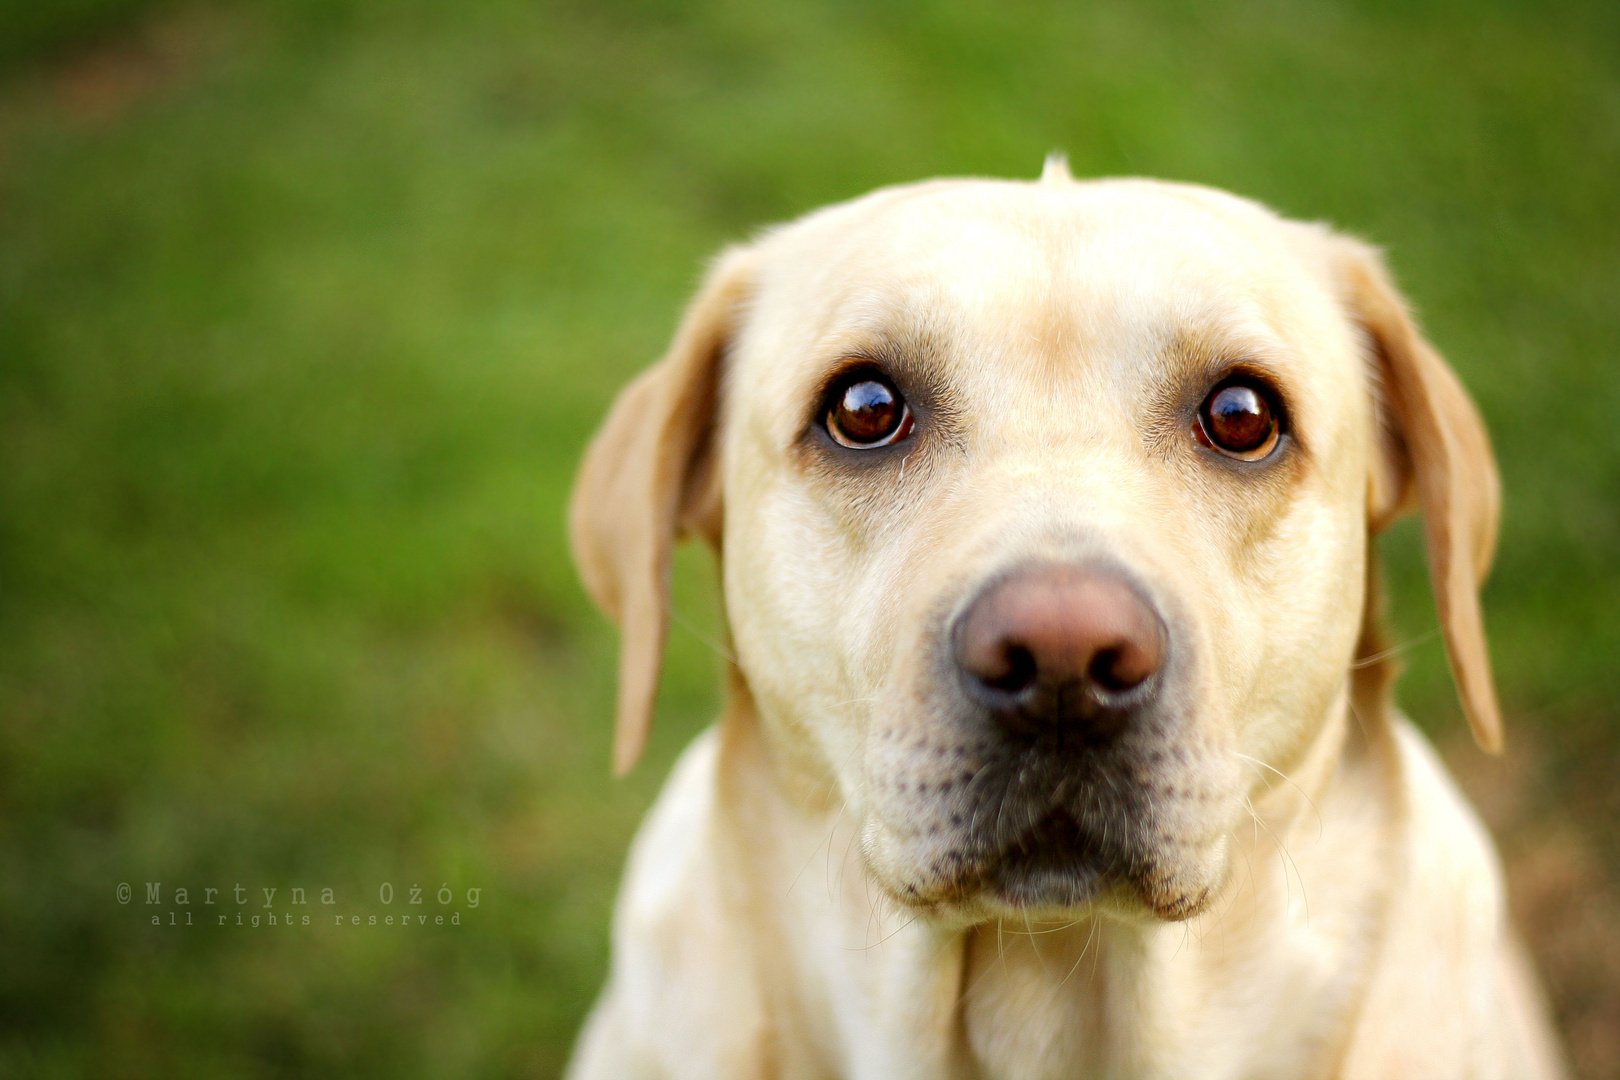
721 178 1376 920
571 174 1502 924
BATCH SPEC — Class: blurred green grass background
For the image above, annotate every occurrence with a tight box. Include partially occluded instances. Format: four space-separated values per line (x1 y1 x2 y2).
0 0 1616 1076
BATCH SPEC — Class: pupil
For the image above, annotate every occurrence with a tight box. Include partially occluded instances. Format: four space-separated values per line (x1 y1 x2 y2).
1209 385 1270 450
839 380 898 441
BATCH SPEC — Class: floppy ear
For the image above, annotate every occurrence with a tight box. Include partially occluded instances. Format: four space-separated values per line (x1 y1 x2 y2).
1336 238 1505 754
569 246 756 775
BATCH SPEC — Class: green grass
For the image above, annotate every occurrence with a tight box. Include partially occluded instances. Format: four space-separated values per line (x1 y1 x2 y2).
0 0 1616 1076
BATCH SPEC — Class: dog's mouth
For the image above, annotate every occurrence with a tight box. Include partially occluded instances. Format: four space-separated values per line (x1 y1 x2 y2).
872 776 1224 920
982 806 1123 909
867 664 1225 919
870 740 1214 916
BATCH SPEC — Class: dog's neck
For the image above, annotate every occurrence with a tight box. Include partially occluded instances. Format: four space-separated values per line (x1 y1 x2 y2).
708 674 1399 1080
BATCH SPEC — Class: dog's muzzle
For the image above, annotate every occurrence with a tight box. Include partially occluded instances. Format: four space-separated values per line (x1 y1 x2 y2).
906 561 1193 912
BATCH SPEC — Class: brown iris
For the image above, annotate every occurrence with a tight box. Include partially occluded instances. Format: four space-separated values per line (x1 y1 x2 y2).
826 374 913 448
1196 380 1281 460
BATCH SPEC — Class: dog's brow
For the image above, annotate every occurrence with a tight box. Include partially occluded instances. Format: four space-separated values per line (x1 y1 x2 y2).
803 324 957 415
1162 326 1301 412
1162 319 1294 373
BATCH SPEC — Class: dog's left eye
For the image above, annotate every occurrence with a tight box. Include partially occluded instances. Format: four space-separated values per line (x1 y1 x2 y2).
826 373 914 449
1194 378 1282 460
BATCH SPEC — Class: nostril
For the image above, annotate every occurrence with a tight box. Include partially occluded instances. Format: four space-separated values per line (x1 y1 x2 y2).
1088 643 1155 693
1088 648 1126 691
985 644 1038 694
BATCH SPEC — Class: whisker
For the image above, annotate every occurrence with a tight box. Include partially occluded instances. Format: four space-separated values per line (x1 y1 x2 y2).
854 909 921 952
1171 919 1193 963
788 809 839 900
1244 795 1310 926
962 920 1014 1004
1350 627 1439 669
1002 918 1087 937
1021 910 1053 975
1233 752 1325 845
669 606 738 664
1054 918 1095 994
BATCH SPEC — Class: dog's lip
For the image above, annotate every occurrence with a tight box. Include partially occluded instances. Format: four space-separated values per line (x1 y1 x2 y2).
881 804 1124 912
983 806 1119 907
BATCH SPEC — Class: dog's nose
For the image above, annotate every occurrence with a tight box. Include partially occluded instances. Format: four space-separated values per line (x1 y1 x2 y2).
954 567 1167 737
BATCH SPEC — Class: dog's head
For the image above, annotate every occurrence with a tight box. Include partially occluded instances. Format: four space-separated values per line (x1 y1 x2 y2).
571 169 1500 922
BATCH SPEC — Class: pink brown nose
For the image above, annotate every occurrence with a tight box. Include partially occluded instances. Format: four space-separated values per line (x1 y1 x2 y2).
954 566 1167 737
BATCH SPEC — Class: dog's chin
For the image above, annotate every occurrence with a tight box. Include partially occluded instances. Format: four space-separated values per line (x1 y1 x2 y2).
984 808 1108 911
874 808 1224 924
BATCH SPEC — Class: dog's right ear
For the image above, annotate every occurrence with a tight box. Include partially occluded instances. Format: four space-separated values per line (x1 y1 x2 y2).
569 246 757 776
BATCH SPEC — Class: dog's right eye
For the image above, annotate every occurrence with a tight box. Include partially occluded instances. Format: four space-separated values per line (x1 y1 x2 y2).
826 373 913 449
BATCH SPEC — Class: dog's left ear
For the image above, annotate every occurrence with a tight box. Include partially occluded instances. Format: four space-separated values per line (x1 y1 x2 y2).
569 246 756 775
1333 237 1504 754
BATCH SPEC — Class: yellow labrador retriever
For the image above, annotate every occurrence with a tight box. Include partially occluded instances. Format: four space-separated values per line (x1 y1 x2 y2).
566 160 1567 1079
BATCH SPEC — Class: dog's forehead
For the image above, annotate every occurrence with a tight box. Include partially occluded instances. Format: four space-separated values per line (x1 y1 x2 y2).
753 178 1330 343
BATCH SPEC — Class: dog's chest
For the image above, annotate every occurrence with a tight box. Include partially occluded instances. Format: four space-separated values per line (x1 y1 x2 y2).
955 909 1361 1080
960 919 1173 1080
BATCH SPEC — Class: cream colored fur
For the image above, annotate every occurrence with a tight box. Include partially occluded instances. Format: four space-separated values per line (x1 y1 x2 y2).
566 168 1566 1079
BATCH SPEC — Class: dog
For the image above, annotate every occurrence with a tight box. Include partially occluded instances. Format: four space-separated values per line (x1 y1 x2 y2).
564 158 1567 1079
